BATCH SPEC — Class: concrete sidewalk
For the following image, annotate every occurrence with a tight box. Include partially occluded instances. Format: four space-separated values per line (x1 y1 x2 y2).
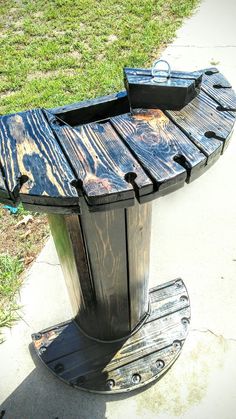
1 0 236 417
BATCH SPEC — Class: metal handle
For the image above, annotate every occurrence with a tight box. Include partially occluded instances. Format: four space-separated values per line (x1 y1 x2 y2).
151 59 171 83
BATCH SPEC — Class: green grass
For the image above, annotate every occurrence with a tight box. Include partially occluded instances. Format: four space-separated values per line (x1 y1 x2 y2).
0 0 199 115
0 0 199 337
0 255 23 341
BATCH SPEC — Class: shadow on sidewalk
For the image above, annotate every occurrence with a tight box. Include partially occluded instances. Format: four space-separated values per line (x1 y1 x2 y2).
0 343 147 419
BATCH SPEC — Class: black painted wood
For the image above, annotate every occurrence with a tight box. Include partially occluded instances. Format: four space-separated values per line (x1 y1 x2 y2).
124 67 202 110
202 68 236 111
166 91 235 164
0 109 79 207
46 110 153 207
111 109 207 196
49 91 130 126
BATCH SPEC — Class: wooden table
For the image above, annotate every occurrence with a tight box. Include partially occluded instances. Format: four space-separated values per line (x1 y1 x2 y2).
0 67 235 393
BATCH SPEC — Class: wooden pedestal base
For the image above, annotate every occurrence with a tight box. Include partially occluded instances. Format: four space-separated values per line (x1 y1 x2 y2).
32 279 190 394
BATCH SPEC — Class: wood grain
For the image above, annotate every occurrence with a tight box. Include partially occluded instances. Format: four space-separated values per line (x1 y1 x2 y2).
33 279 190 393
79 206 130 340
111 109 207 195
202 68 236 111
0 109 78 207
126 202 152 330
46 110 153 207
167 90 235 163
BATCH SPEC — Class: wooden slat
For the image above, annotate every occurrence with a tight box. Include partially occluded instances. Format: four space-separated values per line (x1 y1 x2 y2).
201 68 236 111
0 109 78 207
111 109 207 195
166 90 235 163
46 110 153 207
79 207 130 340
126 203 152 330
50 308 188 382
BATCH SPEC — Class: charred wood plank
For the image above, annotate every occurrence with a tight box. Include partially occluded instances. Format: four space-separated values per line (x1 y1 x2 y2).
201 68 236 111
166 90 235 163
46 110 153 207
0 109 79 208
111 109 206 196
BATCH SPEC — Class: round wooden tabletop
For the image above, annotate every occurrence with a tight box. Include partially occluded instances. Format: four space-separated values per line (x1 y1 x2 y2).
0 67 235 214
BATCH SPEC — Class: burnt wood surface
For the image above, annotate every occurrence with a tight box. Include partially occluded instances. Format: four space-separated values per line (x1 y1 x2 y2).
46 110 153 208
0 68 235 213
0 109 78 207
111 109 207 196
32 278 190 393
166 90 235 165
202 68 236 111
48 202 152 341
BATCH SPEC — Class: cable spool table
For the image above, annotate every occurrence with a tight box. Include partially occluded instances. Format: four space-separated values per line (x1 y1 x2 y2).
0 67 235 393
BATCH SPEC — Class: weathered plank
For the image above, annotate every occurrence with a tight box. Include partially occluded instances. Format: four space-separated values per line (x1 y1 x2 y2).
111 109 207 195
126 202 152 330
79 206 130 340
166 90 235 163
46 110 153 207
202 68 236 111
0 109 78 207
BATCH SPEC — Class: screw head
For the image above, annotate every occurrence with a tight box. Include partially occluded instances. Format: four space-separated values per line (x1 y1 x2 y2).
181 317 190 326
156 359 165 370
39 346 46 355
175 280 182 288
106 379 115 390
180 295 188 302
132 373 141 384
32 333 42 341
173 340 182 350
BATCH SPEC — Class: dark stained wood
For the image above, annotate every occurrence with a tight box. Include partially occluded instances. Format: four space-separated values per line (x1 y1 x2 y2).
46 110 153 207
124 67 202 110
202 68 236 111
0 109 79 207
0 69 235 214
49 91 129 126
126 203 152 330
111 109 207 196
166 90 235 163
48 201 152 341
79 205 130 340
32 279 190 393
23 202 81 214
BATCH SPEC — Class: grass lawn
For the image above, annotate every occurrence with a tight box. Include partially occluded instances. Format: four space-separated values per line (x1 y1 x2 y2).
0 0 199 336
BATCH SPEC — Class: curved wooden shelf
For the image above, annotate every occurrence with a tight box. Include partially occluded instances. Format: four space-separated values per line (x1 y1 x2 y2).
0 67 235 214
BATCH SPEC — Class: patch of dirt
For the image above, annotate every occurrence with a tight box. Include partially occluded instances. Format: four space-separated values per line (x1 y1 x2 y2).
107 34 118 43
68 51 82 60
0 206 49 268
27 68 77 81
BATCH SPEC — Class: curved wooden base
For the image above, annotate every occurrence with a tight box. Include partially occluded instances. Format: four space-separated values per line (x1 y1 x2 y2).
32 279 190 393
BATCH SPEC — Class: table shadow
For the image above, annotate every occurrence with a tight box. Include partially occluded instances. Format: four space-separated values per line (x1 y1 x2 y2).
0 342 151 419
